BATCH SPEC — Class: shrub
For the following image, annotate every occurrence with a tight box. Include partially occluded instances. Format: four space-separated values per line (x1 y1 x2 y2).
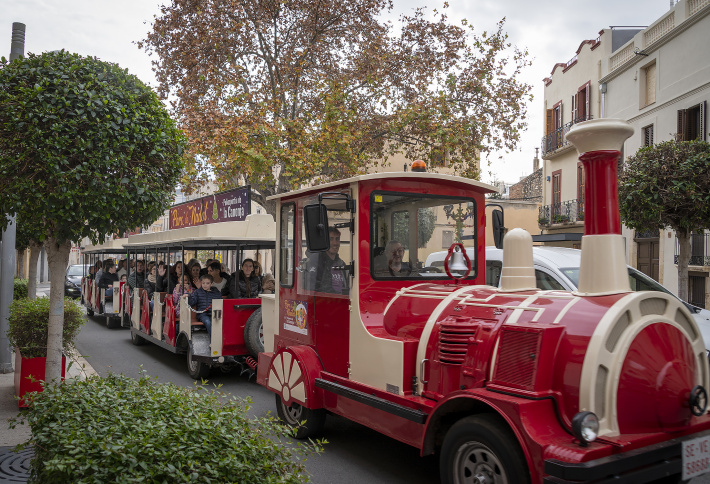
13 278 28 300
6 297 85 358
537 217 549 225
15 373 322 483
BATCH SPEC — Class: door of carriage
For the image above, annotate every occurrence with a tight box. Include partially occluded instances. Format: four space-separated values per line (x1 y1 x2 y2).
278 194 354 378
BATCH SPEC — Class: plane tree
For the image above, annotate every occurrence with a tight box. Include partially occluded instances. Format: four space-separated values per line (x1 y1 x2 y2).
140 0 532 211
0 51 185 381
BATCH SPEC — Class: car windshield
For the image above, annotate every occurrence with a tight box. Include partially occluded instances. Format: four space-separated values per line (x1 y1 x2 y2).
67 265 87 277
371 192 477 280
560 268 579 287
560 267 675 297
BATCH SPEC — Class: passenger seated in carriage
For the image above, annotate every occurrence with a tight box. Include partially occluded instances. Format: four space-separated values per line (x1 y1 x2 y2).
185 274 222 336
98 260 119 299
229 258 262 298
207 261 230 296
172 274 193 320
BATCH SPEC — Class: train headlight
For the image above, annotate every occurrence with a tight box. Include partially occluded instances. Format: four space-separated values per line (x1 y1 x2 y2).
572 411 599 446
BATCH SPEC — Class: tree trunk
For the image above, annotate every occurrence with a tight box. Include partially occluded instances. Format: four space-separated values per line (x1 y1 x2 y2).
44 237 71 383
27 241 41 300
677 229 691 303
16 250 24 278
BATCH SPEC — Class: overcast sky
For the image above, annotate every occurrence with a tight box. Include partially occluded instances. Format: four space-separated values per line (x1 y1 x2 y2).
1 0 675 184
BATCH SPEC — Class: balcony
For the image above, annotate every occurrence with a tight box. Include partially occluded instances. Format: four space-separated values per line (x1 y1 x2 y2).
674 233 710 266
541 115 593 157
538 199 584 227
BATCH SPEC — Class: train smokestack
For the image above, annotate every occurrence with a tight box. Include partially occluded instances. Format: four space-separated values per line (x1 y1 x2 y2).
565 119 634 296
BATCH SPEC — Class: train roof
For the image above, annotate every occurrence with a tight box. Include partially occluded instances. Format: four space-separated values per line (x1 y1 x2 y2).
266 171 497 201
121 214 276 251
82 237 129 254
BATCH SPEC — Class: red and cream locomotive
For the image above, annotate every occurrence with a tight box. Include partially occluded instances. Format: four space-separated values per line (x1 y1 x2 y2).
257 119 710 483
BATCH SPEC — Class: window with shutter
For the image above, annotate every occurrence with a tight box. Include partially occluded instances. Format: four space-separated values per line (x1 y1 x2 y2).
678 102 706 141
642 125 654 147
552 171 562 217
576 82 591 122
546 109 553 135
571 95 578 124
645 63 657 107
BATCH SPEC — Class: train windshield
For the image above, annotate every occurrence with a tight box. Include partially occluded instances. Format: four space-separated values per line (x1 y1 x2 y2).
370 191 477 280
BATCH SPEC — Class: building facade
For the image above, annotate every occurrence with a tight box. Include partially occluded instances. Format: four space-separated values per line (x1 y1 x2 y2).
601 0 710 308
540 0 710 307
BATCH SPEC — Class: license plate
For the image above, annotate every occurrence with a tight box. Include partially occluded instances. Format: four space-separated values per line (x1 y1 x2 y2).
683 435 710 479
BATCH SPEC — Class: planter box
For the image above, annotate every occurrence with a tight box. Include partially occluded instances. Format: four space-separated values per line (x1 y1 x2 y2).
14 349 66 408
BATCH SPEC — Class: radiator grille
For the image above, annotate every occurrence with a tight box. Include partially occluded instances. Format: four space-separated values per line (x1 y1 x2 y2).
438 321 478 365
494 328 541 390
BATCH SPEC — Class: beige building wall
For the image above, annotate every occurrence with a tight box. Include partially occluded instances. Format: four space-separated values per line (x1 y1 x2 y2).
601 0 710 301
540 29 616 244
485 200 541 246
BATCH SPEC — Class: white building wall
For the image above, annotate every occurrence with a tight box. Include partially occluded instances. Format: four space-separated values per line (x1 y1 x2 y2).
601 0 710 300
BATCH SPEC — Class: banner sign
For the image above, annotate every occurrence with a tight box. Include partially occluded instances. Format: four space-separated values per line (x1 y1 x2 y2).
169 186 250 230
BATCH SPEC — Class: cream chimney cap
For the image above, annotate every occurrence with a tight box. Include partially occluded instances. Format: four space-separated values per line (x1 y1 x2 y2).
565 119 634 155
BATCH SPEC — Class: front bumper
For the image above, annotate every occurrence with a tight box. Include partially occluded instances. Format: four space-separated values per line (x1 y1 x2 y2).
544 428 710 483
65 285 81 298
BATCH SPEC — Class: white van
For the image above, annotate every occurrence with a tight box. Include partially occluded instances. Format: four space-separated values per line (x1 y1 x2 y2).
424 246 710 349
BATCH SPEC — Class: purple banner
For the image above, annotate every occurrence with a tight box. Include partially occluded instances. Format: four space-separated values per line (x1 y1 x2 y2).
170 186 250 230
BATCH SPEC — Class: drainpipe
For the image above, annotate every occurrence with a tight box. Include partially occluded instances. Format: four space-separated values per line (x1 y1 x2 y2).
599 83 607 118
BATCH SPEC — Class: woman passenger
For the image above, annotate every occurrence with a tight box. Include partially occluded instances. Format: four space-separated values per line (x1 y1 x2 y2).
188 261 202 289
229 258 262 298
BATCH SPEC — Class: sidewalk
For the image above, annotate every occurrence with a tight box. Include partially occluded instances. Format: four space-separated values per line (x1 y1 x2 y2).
0 284 97 482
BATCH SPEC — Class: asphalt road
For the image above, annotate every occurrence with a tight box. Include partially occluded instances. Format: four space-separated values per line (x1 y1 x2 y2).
75 315 440 484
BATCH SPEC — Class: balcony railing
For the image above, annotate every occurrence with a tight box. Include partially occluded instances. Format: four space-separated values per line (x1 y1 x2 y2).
674 233 710 266
538 199 584 226
541 115 593 157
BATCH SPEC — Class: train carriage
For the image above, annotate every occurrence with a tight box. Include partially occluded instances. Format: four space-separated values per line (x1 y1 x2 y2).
122 214 275 379
257 119 710 483
80 237 128 329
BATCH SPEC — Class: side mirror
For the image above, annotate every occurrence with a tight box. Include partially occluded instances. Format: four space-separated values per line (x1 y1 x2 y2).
492 209 504 250
303 204 330 252
486 203 506 250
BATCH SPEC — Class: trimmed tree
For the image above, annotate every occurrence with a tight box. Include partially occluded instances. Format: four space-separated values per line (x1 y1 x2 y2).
140 1 532 210
618 139 710 302
0 51 185 381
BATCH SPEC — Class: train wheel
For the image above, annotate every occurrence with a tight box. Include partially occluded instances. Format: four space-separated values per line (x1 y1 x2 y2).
275 393 325 439
86 308 94 317
122 312 131 328
106 317 119 329
244 308 264 357
440 414 529 484
131 330 147 346
187 344 210 380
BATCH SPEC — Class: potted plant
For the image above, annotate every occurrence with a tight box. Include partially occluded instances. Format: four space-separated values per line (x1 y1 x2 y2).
538 217 549 226
7 296 86 407
552 214 570 224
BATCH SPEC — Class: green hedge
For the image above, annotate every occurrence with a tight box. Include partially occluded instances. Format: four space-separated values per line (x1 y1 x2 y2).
13 278 28 299
7 297 85 358
16 373 322 483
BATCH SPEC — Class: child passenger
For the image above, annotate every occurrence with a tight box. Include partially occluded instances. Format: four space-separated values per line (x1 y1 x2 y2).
172 274 193 320
185 274 222 336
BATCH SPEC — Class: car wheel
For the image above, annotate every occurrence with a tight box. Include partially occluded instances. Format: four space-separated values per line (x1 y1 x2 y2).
440 414 529 484
275 393 326 439
244 308 264 358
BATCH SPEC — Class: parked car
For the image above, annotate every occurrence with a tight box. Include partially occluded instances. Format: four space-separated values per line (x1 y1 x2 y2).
65 264 90 299
424 246 710 349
